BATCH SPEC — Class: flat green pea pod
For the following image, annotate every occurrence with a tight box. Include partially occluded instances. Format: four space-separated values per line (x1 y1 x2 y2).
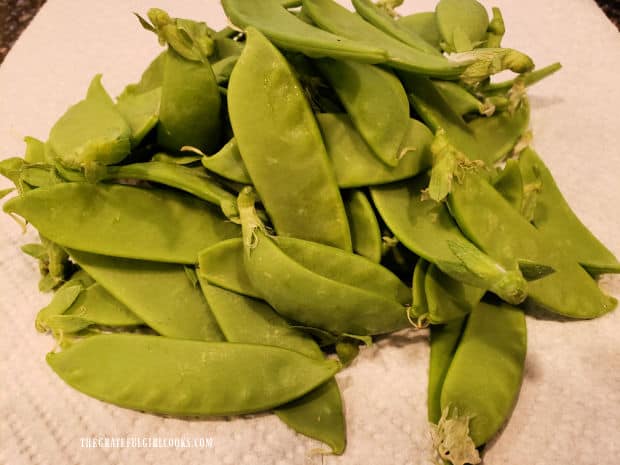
212 37 244 61
303 0 464 78
228 28 351 250
200 282 345 454
344 190 382 263
47 334 340 416
4 183 239 264
121 51 166 96
198 139 252 185
448 172 617 318
318 114 433 187
35 282 83 333
398 12 442 51
437 301 526 452
48 75 131 170
211 55 239 85
435 0 489 53
24 136 46 164
239 188 410 336
492 158 524 211
222 0 388 63
116 87 161 148
315 59 409 167
518 148 620 274
69 250 223 341
411 258 429 322
433 80 492 116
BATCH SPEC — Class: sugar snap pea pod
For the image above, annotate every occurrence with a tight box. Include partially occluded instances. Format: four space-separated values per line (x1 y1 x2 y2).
428 317 466 424
116 86 161 147
448 172 617 318
47 334 340 416
439 301 526 448
398 12 441 51
435 0 488 53
69 250 224 341
222 0 387 63
200 282 346 454
4 183 239 264
48 75 131 170
317 114 433 187
345 190 382 263
228 28 351 250
303 0 464 78
315 59 409 167
519 148 620 274
351 0 440 56
483 62 562 93
24 136 46 163
200 138 252 184
433 80 491 116
492 158 523 212
239 189 409 336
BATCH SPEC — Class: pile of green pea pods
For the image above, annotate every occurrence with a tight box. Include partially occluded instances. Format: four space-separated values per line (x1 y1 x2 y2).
1 0 618 462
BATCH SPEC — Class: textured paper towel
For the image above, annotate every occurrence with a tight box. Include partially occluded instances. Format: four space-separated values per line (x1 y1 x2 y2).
0 1 618 464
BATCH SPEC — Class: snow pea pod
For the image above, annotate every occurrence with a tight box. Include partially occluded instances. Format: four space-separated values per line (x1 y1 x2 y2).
440 301 526 447
24 136 46 164
435 0 489 53
69 250 224 341
212 55 239 85
228 28 351 250
412 258 429 318
201 138 252 184
519 148 620 274
398 12 442 51
448 172 617 318
318 113 433 187
493 158 524 213
200 282 346 454
3 183 239 264
344 190 382 263
116 87 161 147
303 0 464 78
47 334 340 416
222 0 387 63
433 80 489 116
315 59 409 167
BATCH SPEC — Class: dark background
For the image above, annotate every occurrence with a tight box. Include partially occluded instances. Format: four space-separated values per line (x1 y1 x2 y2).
0 0 618 65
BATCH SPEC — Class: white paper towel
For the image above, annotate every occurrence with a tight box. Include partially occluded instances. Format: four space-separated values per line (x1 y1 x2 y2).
0 1 618 464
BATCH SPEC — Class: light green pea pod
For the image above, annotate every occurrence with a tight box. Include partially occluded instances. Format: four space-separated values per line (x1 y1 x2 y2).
519 148 620 274
200 282 346 454
438 301 526 448
44 315 96 335
122 51 166 96
48 75 131 170
24 136 46 163
492 158 524 212
315 59 409 167
483 62 562 93
433 80 491 116
199 139 252 184
239 188 410 336
222 0 388 63
453 48 535 88
435 0 489 53
212 55 239 85
411 258 429 321
398 12 442 51
4 183 239 264
35 283 83 332
303 0 464 78
228 27 351 250
151 152 202 165
448 172 617 318
212 37 244 61
0 157 26 191
69 250 224 341
47 334 340 416
19 165 63 189
344 190 382 263
485 7 505 48
115 87 161 147
318 114 433 187
0 188 14 199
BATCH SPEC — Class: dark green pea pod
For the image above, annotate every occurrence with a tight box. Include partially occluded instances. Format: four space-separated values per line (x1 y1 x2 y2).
69 250 224 341
199 138 252 185
318 113 433 187
448 172 617 318
315 59 409 167
48 75 131 169
24 136 46 163
435 0 489 53
303 0 464 78
228 27 351 250
239 188 410 336
222 0 388 62
397 12 442 51
4 183 239 264
438 301 526 449
492 158 524 211
344 190 382 263
200 282 346 454
519 148 620 274
47 334 341 416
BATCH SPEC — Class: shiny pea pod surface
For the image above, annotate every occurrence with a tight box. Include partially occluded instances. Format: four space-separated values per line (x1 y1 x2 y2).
344 190 382 263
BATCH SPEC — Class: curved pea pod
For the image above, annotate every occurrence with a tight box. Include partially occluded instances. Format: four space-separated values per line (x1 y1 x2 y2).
412 258 429 318
433 80 489 116
448 172 617 318
492 158 524 211
69 250 223 341
439 301 526 447
344 190 382 263
228 28 351 250
519 148 620 274
35 283 83 333
48 75 131 169
222 0 387 63
157 48 221 153
121 51 166 95
435 0 489 53
239 189 410 336
47 334 340 416
3 183 239 264
318 113 433 187
200 138 252 185
116 87 161 147
200 282 346 454
303 0 464 78
315 59 409 167
24 136 46 164
398 12 442 51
